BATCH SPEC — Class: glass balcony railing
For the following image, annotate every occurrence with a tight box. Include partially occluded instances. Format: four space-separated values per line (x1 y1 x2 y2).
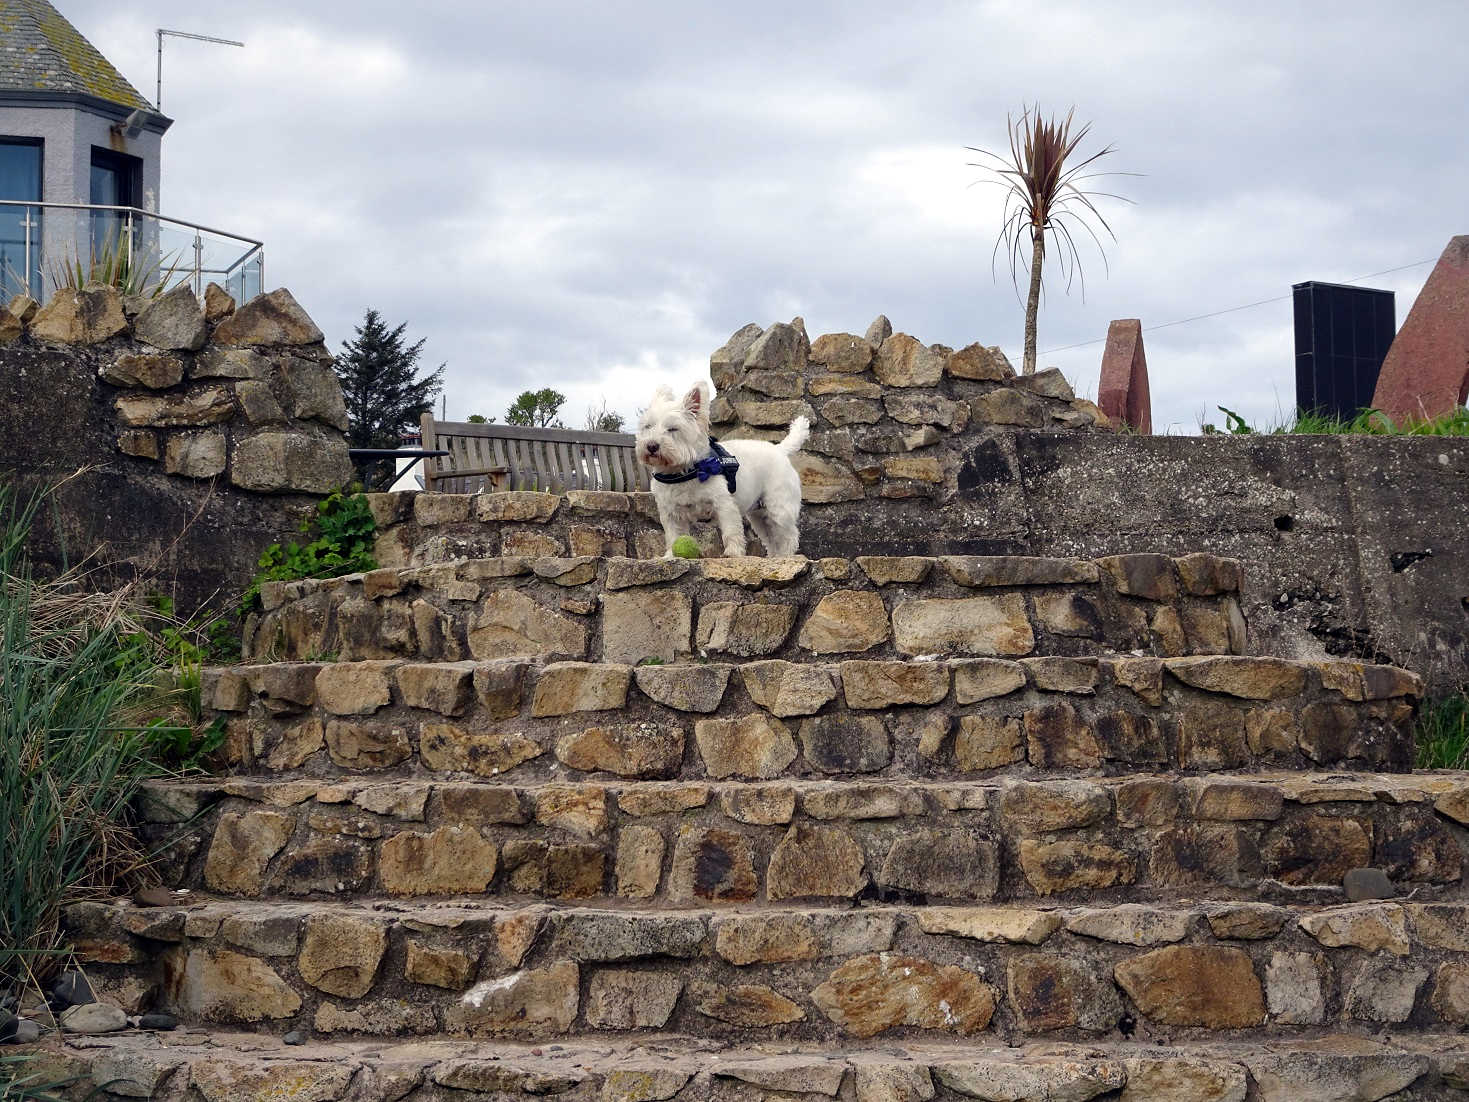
0 200 263 305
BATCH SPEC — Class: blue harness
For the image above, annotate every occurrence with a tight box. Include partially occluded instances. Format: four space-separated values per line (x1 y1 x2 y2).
652 437 739 494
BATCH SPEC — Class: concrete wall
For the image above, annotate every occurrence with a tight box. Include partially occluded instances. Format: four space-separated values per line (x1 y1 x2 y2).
792 431 1469 694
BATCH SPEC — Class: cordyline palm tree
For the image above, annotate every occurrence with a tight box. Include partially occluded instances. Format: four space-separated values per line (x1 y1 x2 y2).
969 105 1132 375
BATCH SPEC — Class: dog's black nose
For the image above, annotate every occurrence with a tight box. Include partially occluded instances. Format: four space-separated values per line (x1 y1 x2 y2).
646 443 659 455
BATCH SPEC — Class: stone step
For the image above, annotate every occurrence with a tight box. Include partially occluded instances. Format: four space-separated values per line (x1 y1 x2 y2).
137 771 1469 909
244 551 1251 665
31 1028 1469 1101
63 897 1469 1046
207 655 1422 782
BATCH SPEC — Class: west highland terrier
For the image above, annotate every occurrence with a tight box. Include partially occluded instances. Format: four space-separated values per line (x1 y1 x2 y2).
636 381 809 557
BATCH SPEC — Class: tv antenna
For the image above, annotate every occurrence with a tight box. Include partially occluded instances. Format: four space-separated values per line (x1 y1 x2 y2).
156 29 244 111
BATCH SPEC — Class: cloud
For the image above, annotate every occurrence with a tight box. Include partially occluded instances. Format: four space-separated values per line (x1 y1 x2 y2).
60 0 1468 434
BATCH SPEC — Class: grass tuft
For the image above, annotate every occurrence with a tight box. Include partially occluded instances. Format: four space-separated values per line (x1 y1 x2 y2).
1202 405 1469 437
0 480 185 1001
1416 693 1469 770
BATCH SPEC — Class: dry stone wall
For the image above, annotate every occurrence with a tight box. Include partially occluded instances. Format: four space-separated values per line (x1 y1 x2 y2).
709 315 1110 505
244 549 1250 666
0 283 353 611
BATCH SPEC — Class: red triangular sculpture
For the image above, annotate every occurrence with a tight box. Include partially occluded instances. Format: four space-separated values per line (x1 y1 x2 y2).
1371 236 1469 423
1098 319 1152 433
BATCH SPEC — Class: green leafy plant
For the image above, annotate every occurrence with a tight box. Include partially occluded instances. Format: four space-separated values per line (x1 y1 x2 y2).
1416 693 1469 770
240 491 377 615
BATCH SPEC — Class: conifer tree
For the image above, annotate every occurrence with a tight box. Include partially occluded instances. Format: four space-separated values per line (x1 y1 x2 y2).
334 309 444 486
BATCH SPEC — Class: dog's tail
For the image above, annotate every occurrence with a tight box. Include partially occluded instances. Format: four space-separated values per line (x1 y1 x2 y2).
776 415 810 456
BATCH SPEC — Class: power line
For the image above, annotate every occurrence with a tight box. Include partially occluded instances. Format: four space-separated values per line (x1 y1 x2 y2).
1036 257 1437 356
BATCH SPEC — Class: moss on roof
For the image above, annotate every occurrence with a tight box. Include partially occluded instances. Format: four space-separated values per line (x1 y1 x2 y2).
0 0 152 110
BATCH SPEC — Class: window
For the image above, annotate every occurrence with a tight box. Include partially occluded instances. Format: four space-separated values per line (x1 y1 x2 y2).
89 147 143 262
0 138 42 298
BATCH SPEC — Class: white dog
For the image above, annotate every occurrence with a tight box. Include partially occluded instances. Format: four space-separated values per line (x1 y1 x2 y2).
636 381 809 557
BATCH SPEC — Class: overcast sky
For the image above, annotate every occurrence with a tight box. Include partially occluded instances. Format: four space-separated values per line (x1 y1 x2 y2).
69 0 1466 434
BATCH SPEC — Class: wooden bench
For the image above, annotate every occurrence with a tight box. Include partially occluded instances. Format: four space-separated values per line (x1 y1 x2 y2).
419 415 650 494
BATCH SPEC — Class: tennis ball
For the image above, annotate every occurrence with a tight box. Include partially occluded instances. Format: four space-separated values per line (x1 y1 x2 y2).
671 535 701 559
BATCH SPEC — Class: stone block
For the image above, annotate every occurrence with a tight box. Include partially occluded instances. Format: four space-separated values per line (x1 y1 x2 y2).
669 826 757 902
531 661 630 716
878 829 998 899
102 351 185 388
767 823 867 899
1114 946 1265 1028
163 431 226 478
1019 839 1135 895
840 660 949 708
420 723 543 776
891 595 1034 656
585 969 681 1029
633 663 730 712
298 914 387 997
811 953 994 1037
874 333 944 386
445 961 579 1034
602 589 693 664
809 331 874 373
1008 953 1120 1032
380 826 497 896
739 660 838 716
695 601 798 655
953 714 1023 770
694 712 797 778
798 713 891 772
797 589 889 652
555 723 683 779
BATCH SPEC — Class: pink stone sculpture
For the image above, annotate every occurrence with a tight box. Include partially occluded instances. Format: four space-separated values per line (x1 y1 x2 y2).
1097 319 1152 433
1371 235 1469 423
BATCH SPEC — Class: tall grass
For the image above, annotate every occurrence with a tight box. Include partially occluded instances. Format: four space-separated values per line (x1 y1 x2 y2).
0 482 175 1001
1416 693 1469 770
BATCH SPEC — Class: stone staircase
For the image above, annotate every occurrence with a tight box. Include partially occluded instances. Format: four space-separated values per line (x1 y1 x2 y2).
49 512 1469 1100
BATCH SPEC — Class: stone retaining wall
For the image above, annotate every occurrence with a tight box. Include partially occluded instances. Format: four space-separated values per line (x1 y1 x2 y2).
245 550 1249 665
136 769 1465 910
0 284 352 611
207 654 1420 782
61 895 1469 1043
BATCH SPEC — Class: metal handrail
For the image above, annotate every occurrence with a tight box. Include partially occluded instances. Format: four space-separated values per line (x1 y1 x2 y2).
0 199 264 300
0 200 262 248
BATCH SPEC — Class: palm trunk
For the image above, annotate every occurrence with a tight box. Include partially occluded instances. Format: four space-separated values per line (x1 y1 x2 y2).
1023 228 1044 375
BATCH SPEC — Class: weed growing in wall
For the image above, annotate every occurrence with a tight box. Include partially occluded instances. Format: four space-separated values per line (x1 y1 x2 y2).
239 490 377 616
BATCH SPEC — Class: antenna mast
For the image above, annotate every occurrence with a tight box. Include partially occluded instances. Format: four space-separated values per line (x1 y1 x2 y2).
156 29 244 111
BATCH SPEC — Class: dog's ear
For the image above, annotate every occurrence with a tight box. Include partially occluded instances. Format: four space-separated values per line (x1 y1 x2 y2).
683 381 711 422
652 385 676 404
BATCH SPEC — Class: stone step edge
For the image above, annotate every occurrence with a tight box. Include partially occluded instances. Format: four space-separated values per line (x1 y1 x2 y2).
68 894 1469 956
31 1030 1469 1101
259 549 1247 609
142 768 1469 810
206 652 1425 721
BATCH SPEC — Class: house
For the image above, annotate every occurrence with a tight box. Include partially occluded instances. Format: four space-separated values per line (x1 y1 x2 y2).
0 0 260 301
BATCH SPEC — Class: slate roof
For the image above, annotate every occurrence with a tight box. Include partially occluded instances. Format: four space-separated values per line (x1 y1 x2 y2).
0 0 152 110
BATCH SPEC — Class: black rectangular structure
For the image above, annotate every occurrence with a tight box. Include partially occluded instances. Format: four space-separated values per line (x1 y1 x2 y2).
1293 281 1395 420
